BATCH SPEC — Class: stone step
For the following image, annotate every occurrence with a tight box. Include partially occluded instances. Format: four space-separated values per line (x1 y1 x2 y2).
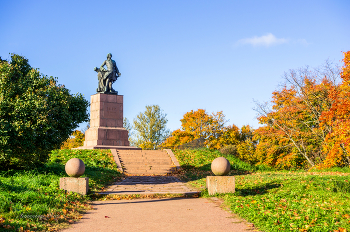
123 166 175 170
122 163 173 166
116 149 176 175
119 156 172 160
119 157 170 161
142 151 168 155
124 171 171 175
118 157 170 161
124 167 173 172
119 157 172 161
122 165 173 169
124 169 171 172
123 170 174 174
118 153 169 157
121 163 174 167
122 168 173 172
120 160 172 165
117 151 168 156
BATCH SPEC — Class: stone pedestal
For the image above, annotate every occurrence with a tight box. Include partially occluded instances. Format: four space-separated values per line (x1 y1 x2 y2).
79 93 139 150
60 177 89 195
206 176 235 195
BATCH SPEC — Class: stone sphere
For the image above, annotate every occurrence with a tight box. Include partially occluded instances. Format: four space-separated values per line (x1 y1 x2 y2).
65 158 85 177
211 157 230 176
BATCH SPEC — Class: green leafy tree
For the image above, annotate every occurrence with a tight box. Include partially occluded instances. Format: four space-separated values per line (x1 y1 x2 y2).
0 54 89 168
123 117 135 146
133 105 170 149
123 117 132 132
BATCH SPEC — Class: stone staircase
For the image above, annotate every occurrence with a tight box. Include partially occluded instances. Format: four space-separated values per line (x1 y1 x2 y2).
101 149 199 197
115 149 178 175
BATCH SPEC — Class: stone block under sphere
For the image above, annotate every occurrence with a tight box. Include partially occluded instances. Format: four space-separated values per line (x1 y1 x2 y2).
206 176 235 195
60 177 89 195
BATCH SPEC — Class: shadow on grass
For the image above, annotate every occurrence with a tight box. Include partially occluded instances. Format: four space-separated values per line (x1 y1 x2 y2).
235 182 282 196
41 163 66 175
0 180 34 193
176 163 253 183
20 162 122 194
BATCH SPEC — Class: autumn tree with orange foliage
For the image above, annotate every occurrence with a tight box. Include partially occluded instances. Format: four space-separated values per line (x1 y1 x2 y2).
60 130 85 149
160 109 224 149
253 123 308 169
254 59 342 168
160 109 254 152
320 51 350 168
161 52 350 170
235 125 257 164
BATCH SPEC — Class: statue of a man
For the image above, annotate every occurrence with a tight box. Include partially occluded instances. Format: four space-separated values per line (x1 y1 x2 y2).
94 53 121 94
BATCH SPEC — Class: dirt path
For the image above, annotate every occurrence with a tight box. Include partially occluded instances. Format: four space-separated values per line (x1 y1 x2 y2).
61 197 260 232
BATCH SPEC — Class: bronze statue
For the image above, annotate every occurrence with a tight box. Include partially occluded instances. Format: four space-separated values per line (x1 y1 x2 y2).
94 53 121 94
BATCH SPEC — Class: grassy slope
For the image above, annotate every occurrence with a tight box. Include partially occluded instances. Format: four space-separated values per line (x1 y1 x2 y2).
0 149 121 231
173 148 350 232
1 148 349 231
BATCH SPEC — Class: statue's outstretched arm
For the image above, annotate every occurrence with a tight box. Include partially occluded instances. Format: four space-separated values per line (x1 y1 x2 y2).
100 60 106 71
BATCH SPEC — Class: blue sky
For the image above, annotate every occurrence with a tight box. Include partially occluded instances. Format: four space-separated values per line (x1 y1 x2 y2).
1 0 349 132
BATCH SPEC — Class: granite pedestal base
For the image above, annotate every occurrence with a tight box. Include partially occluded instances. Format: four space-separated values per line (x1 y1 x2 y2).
206 176 235 195
84 127 129 147
76 93 141 150
83 93 130 147
60 177 89 195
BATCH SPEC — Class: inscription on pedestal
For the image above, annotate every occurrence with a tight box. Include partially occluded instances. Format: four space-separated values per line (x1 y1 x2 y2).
107 107 117 111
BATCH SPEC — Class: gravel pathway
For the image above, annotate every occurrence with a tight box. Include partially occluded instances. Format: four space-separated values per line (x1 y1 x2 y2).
60 176 261 231
61 198 260 232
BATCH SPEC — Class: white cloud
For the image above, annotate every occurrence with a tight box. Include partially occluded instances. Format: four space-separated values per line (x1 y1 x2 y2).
296 38 310 46
237 33 288 47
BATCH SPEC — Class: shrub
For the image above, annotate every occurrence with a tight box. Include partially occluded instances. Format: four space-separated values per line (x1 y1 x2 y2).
219 144 237 156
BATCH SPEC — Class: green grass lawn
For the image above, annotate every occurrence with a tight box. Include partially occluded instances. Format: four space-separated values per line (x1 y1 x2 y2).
173 148 350 232
2 148 349 231
0 149 121 231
